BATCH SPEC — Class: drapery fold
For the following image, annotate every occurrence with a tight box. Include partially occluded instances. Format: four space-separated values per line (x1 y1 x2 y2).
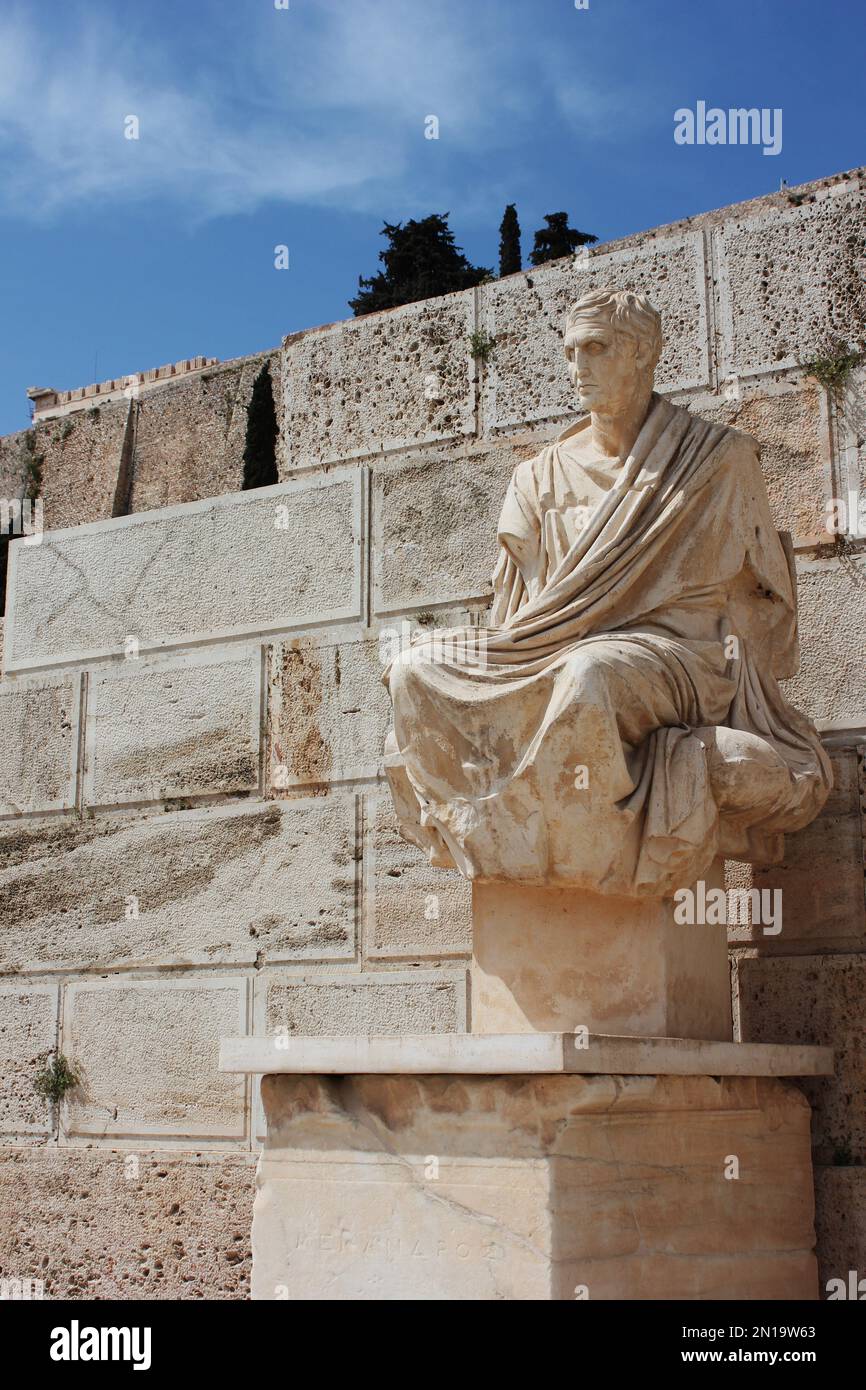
384 395 831 895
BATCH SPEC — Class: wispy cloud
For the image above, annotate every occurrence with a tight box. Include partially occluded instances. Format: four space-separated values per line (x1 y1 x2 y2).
0 0 627 224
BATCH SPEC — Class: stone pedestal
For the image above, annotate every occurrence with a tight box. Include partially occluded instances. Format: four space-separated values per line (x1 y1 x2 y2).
471 865 732 1039
221 1034 832 1302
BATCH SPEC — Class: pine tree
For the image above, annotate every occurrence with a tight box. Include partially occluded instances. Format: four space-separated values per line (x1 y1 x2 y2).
498 204 521 276
350 214 492 316
529 212 597 267
242 363 278 489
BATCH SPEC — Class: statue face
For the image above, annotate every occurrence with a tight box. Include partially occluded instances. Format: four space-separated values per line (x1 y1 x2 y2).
564 317 649 413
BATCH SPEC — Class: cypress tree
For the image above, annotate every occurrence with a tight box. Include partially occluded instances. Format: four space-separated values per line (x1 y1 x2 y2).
529 212 597 266
498 204 522 276
350 214 492 315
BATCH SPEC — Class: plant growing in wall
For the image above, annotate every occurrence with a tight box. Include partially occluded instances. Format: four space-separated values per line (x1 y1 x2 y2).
803 336 862 396
469 329 496 362
33 1053 79 1107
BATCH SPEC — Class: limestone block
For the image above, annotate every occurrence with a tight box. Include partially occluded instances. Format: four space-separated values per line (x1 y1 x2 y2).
63 976 249 1140
0 1146 255 1298
283 292 475 467
814 1166 866 1290
35 401 130 530
128 355 278 512
481 232 709 430
716 183 866 377
0 799 359 973
84 646 262 807
364 789 472 960
694 382 832 540
4 470 363 673
0 984 58 1136
253 1073 817 1300
735 954 866 1166
0 673 80 816
782 554 866 724
260 968 467 1037
268 636 388 787
372 445 516 614
725 748 865 949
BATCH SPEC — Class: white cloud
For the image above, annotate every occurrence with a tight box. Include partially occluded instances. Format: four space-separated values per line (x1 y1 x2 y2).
0 0 624 223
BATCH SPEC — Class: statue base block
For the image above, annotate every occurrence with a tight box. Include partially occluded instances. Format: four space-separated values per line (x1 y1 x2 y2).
471 867 732 1040
221 1036 832 1302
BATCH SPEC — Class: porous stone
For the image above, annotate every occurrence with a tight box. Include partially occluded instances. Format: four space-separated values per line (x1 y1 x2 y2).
782 555 866 724
814 1165 866 1291
252 1072 817 1301
35 401 130 530
128 355 280 512
63 975 248 1140
725 748 865 950
364 790 472 960
481 231 709 430
695 382 832 540
0 674 80 816
716 183 866 378
372 444 516 615
268 636 389 787
736 953 866 1166
0 984 58 1136
0 799 359 973
283 292 476 467
261 968 467 1037
0 1146 255 1299
5 471 362 672
84 647 262 807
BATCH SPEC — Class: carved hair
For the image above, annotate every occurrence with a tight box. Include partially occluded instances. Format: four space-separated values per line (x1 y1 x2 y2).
565 288 663 368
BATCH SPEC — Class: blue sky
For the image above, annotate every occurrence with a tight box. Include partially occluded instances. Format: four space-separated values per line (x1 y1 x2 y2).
0 0 863 436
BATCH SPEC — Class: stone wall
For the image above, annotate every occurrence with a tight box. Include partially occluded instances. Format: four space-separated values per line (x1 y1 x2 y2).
0 166 864 1300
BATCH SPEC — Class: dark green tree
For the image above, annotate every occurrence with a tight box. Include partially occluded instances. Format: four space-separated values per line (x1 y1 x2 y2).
529 212 597 266
242 363 278 489
350 214 492 316
498 203 522 276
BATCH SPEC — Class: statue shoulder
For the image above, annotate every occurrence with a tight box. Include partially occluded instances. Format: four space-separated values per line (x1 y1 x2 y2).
676 399 761 461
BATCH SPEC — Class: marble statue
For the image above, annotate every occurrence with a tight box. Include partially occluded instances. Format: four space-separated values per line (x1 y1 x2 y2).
383 288 831 897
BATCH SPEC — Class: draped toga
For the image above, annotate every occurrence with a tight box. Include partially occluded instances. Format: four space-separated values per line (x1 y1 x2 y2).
383 393 831 896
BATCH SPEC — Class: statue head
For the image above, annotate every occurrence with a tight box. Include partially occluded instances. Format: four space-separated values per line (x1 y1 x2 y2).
564 288 663 414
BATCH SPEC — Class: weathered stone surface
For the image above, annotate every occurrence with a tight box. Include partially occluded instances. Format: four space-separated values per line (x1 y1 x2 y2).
268 636 388 787
85 647 262 807
725 748 865 950
283 292 475 467
0 1146 254 1298
5 470 362 672
35 402 130 530
814 1166 866 1290
695 382 832 540
253 1073 817 1300
0 984 58 1136
261 968 467 1036
372 444 516 614
783 554 866 724
129 354 280 512
63 976 248 1139
481 231 708 430
0 673 80 816
716 182 866 378
0 799 358 973
364 790 471 959
736 953 866 1166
